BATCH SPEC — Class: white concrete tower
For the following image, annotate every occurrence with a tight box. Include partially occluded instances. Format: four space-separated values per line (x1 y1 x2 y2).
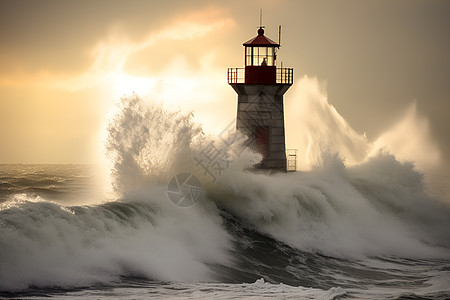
227 26 293 172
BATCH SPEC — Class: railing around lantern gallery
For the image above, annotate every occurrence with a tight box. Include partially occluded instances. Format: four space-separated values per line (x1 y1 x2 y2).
227 67 294 85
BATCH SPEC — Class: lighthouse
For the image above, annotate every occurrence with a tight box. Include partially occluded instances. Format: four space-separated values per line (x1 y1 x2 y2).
227 26 293 172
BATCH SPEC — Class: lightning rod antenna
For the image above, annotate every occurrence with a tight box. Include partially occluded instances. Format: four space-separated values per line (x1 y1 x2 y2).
278 25 282 46
259 9 263 28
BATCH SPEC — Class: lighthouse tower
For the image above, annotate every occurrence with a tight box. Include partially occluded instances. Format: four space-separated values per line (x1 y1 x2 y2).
227 26 293 172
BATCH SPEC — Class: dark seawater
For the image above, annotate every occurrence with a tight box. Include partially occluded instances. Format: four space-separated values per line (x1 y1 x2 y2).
0 164 103 205
0 164 449 300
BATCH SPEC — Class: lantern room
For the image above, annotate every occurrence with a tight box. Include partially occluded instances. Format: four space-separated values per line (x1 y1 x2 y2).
227 27 292 86
244 27 279 67
243 27 279 84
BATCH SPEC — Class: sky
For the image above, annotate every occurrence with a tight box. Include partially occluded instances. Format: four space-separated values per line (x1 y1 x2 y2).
1 0 449 174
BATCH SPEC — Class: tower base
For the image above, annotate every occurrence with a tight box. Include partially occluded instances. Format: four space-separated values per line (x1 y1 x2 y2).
230 84 291 173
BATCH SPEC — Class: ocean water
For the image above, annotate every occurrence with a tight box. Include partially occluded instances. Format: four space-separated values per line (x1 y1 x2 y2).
1 95 450 299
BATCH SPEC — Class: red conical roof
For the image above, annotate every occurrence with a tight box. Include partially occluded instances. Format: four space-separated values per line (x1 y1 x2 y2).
243 28 279 47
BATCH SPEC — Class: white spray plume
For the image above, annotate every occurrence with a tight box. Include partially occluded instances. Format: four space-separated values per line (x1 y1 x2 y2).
285 76 370 170
371 102 441 170
285 76 447 201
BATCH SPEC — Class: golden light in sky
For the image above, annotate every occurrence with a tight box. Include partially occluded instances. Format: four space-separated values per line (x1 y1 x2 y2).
0 4 239 163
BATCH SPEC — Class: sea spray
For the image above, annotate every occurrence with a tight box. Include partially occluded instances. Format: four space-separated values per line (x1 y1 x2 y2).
210 152 450 259
105 94 259 195
105 94 204 193
285 76 370 169
0 95 243 291
0 185 233 291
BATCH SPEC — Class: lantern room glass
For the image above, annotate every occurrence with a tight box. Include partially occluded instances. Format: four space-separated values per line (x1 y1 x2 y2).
245 46 276 67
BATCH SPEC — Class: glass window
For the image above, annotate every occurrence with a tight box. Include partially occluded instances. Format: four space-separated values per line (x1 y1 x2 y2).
245 46 278 66
245 47 253 66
